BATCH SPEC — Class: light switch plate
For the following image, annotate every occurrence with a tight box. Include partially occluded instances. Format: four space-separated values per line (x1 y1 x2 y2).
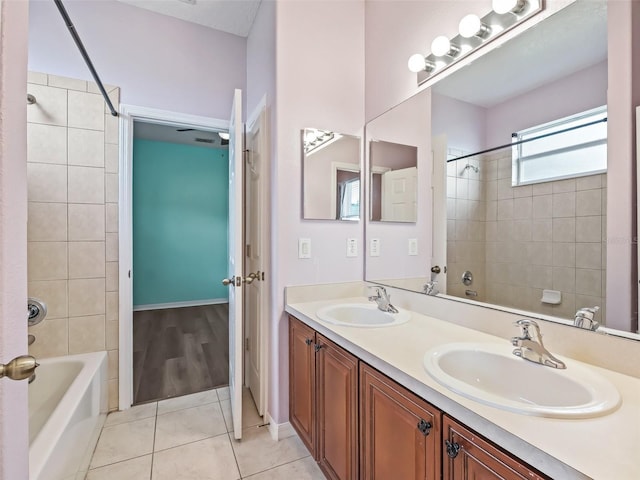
408 238 418 256
298 238 311 259
347 238 358 257
370 238 380 257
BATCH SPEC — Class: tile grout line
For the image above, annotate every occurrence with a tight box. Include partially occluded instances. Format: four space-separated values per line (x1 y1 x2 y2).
240 454 314 479
149 402 158 480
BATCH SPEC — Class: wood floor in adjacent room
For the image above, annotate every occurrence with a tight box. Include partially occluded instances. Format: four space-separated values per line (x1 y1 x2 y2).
133 304 229 405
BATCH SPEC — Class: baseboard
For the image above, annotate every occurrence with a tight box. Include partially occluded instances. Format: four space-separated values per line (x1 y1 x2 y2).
133 298 228 311
266 412 296 441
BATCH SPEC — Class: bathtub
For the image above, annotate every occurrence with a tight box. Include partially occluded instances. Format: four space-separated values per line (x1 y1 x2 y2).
29 351 108 480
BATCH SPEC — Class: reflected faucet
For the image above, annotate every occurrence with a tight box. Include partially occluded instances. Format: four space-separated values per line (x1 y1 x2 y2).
574 306 600 331
423 281 439 296
511 319 566 369
367 285 399 313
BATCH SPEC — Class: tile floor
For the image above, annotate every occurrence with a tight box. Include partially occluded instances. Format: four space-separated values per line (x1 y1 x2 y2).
86 387 325 480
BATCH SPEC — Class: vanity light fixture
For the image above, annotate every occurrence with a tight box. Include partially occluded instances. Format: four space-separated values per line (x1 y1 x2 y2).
458 14 491 38
303 128 336 154
408 0 541 86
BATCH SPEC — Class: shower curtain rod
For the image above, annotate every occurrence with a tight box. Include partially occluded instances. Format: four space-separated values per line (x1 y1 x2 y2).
447 117 607 163
53 0 118 117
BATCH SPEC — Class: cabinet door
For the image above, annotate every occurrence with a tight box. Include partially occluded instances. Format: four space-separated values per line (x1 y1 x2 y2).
316 334 359 480
289 316 317 455
443 416 549 480
360 363 441 480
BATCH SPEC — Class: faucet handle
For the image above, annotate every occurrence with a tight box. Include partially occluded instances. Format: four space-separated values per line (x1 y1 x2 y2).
513 319 540 340
576 306 599 319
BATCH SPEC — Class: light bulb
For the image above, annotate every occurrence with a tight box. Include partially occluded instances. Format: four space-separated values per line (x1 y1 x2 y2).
218 132 230 140
305 130 317 142
431 35 452 57
492 0 525 14
459 14 482 38
407 54 426 73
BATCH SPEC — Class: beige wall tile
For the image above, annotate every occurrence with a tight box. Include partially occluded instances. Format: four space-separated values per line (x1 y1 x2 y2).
497 199 513 220
28 280 68 319
553 242 576 268
27 163 67 203
106 173 119 202
497 178 512 200
552 192 576 217
512 184 532 198
106 262 119 292
68 91 104 130
531 182 552 196
105 114 119 144
552 178 576 193
576 175 602 191
106 320 119 350
575 268 602 297
552 266 576 293
531 219 552 242
108 350 119 380
26 84 67 127
513 197 532 219
27 71 48 85
576 189 602 216
69 241 106 279
27 123 67 165
497 157 511 179
69 278 106 316
576 243 602 270
48 75 87 92
532 194 552 218
87 82 117 95
106 203 118 233
552 218 576 243
104 89 120 115
527 265 552 290
527 242 552 266
105 144 118 174
575 216 602 243
68 166 105 204
68 204 105 241
28 242 67 281
512 220 531 242
28 202 67 241
106 233 119 262
108 379 119 411
106 291 119 322
69 315 106 354
68 128 105 167
28 318 69 358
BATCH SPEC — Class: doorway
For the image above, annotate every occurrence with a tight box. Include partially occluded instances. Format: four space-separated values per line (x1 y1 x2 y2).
130 121 231 404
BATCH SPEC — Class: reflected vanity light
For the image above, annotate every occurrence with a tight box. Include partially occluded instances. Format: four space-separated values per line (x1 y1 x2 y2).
218 132 230 140
303 128 338 154
409 0 541 86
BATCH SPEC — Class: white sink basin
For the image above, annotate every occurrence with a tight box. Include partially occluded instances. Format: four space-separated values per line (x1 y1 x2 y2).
423 342 621 418
316 303 410 327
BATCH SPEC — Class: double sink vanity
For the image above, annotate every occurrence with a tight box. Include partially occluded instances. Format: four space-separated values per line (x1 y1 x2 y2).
285 282 640 480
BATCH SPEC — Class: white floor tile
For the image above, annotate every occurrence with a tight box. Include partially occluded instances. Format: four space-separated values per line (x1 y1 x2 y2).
216 386 230 401
220 390 263 433
152 435 240 480
104 402 157 427
89 417 155 469
157 388 219 415
243 456 323 480
231 427 309 477
154 402 227 451
86 455 152 480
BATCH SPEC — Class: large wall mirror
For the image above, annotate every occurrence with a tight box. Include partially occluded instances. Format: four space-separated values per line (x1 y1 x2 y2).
302 128 362 221
365 0 639 338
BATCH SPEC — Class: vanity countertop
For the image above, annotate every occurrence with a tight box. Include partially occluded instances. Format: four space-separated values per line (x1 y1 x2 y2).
285 296 640 480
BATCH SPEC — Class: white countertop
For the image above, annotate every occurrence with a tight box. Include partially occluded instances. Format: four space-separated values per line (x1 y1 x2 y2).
285 296 640 480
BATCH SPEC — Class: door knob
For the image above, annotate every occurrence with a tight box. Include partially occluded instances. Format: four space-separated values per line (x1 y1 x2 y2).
0 355 39 381
222 276 236 286
431 266 441 274
243 274 255 285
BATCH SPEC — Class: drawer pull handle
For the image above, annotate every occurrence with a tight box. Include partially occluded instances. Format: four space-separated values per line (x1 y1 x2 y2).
305 338 313 346
445 440 461 458
314 343 324 352
417 419 432 436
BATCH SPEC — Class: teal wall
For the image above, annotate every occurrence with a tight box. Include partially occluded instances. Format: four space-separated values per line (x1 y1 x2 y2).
133 139 229 306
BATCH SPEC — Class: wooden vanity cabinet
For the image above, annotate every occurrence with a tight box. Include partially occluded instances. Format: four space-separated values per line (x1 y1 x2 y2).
288 316 359 480
442 415 550 480
360 363 441 480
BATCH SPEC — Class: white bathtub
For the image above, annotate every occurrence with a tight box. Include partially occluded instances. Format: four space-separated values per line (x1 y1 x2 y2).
29 352 108 480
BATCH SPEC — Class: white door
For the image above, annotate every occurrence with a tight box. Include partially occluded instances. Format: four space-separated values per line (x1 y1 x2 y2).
381 166 417 222
431 135 448 292
226 89 244 440
244 104 268 415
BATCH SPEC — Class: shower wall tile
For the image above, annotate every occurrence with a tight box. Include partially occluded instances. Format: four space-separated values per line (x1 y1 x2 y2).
576 216 602 243
106 319 119 350
576 243 602 270
552 192 576 217
69 278 106 317
48 75 88 92
69 241 106 279
28 318 69 358
576 189 602 216
553 242 576 268
69 204 105 241
106 203 119 233
512 184 532 198
106 233 119 262
552 266 575 293
105 144 119 174
27 71 48 85
513 197 532 219
552 217 576 243
105 114 119 144
552 178 576 193
531 219 552 242
576 268 602 297
68 166 105 204
106 292 119 322
28 202 67 242
106 262 119 292
532 194 552 218
68 128 105 167
532 182 553 196
27 163 67 203
108 350 119 380
26 84 68 127
577 174 602 190
28 123 67 165
69 315 106 354
28 280 68 320
68 91 105 131
28 242 68 281
106 174 119 203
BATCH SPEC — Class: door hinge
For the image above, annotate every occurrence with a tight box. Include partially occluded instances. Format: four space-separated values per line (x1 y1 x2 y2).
246 244 251 258
245 338 249 351
128 270 131 278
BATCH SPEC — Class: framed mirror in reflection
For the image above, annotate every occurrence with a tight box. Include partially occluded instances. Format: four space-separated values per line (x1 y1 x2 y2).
301 128 362 221
365 1 639 337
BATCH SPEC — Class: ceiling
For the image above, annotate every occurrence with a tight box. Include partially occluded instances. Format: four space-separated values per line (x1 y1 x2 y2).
134 121 229 149
116 0 262 37
433 0 607 108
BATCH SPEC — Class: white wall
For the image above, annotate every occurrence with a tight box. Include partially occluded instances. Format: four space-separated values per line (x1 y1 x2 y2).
432 93 487 152
0 0 29 478
28 0 246 119
271 0 365 424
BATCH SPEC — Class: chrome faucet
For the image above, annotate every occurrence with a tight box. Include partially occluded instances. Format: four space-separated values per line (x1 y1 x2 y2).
574 306 600 331
511 319 566 369
423 281 439 296
367 286 399 313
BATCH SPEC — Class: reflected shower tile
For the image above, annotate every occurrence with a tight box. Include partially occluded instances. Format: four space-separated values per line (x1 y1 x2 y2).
576 189 602 216
69 315 106 354
48 75 87 92
28 279 68 319
531 219 552 242
28 242 67 281
69 204 105 241
68 128 105 167
69 278 106 317
28 318 68 357
27 84 67 126
575 268 602 297
552 218 575 243
27 163 67 203
68 91 104 130
552 178 576 193
575 216 601 243
552 192 575 217
552 266 576 293
553 242 576 268
69 241 105 279
68 166 105 204
576 243 602 270
28 202 67 241
532 194 552 218
576 175 602 190
28 123 67 165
